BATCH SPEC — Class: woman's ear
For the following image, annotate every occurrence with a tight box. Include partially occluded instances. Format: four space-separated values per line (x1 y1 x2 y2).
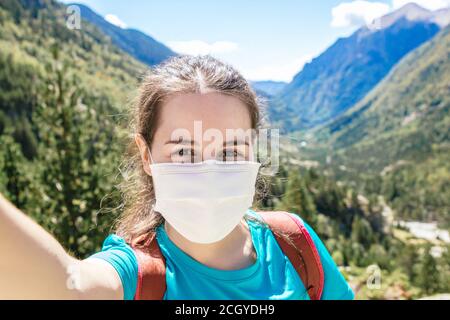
134 133 152 176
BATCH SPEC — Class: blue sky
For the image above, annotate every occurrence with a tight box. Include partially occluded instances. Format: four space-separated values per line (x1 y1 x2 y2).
60 0 450 82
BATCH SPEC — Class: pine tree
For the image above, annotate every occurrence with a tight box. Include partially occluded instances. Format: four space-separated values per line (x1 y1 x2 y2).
0 132 30 208
400 244 419 282
416 244 440 295
350 215 374 249
277 169 317 228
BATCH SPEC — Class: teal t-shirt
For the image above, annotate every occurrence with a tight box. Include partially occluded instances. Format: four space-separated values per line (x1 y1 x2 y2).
88 210 354 300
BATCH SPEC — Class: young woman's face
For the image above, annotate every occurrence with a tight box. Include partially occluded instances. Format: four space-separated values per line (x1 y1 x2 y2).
136 92 254 175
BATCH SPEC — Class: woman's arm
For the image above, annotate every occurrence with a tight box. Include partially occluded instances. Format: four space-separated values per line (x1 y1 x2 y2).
0 192 123 299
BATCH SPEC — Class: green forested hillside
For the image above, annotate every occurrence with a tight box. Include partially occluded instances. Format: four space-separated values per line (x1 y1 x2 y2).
0 0 148 257
313 24 450 224
0 0 146 147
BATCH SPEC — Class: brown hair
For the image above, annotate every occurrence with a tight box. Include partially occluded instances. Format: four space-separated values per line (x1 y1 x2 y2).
112 54 291 247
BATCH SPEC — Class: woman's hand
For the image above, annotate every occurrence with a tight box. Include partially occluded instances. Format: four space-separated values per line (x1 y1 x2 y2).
0 192 123 299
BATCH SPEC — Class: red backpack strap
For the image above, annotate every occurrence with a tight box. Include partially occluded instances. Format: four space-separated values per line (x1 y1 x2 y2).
258 211 324 300
130 232 166 300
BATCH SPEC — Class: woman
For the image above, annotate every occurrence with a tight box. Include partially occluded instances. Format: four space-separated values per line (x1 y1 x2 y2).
0 55 354 300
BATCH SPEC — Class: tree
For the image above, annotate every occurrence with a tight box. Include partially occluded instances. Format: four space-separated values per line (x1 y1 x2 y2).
314 181 347 224
399 244 419 282
350 215 374 249
0 132 30 208
277 169 317 228
416 244 440 295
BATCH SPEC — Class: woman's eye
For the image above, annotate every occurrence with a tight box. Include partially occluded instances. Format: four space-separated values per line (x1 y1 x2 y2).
221 150 244 161
171 148 196 163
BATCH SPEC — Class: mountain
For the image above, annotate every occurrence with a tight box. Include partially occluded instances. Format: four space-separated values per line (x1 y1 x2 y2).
271 4 449 132
0 0 147 157
320 23 450 166
370 3 450 29
73 3 177 66
250 80 287 97
311 23 450 223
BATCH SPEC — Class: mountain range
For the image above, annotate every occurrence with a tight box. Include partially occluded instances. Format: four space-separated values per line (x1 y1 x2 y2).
310 5 450 162
310 21 450 223
270 3 450 132
73 3 177 66
250 80 287 97
259 3 450 223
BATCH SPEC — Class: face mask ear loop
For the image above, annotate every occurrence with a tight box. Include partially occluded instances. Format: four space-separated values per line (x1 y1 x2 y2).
146 144 156 211
146 145 155 165
249 142 256 163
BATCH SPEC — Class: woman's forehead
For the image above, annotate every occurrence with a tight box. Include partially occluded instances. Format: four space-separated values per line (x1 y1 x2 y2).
156 92 252 136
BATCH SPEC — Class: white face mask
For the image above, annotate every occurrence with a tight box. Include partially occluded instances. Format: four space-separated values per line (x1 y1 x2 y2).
149 154 261 244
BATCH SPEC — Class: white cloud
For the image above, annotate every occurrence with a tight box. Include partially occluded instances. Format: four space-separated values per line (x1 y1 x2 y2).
167 40 239 55
331 1 391 28
104 14 127 29
393 0 450 11
331 0 450 29
243 55 313 82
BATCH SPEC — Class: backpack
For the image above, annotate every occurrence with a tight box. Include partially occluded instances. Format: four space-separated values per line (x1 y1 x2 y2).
130 211 324 300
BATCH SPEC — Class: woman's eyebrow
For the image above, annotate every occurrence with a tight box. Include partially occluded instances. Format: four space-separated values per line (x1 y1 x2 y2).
223 139 249 146
164 138 249 146
164 138 197 146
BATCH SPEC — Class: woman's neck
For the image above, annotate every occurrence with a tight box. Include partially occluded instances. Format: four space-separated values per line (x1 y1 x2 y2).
164 219 257 270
